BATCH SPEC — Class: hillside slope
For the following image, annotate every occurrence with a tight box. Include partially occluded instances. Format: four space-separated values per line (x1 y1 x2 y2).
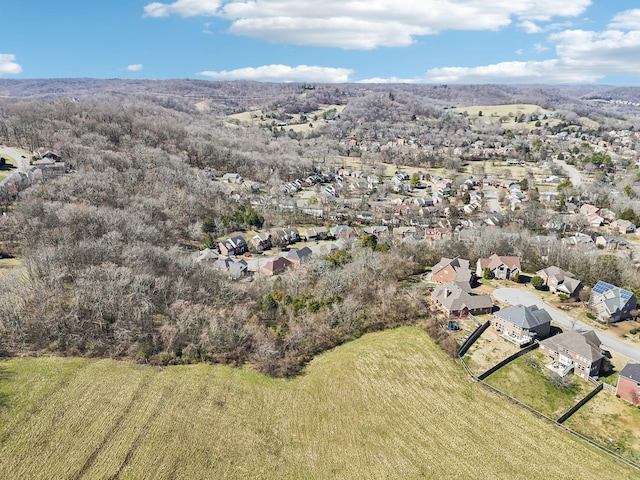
0 327 636 479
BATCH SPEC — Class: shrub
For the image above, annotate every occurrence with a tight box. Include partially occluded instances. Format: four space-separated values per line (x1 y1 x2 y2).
530 276 545 290
558 294 569 301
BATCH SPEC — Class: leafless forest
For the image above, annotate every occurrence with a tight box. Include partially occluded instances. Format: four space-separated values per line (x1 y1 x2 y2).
0 79 639 375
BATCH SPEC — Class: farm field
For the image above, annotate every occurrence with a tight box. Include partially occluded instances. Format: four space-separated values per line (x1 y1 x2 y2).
0 328 637 479
226 104 346 133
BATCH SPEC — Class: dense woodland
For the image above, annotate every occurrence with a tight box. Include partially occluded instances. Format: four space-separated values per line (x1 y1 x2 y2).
0 80 639 375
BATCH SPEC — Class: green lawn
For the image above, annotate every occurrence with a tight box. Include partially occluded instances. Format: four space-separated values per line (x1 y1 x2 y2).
484 352 594 419
0 328 636 479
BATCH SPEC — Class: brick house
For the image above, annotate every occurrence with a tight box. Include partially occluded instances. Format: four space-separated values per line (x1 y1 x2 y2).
250 232 272 252
431 257 473 285
431 282 493 318
616 364 640 405
218 236 248 256
539 330 604 380
476 253 521 280
491 304 552 346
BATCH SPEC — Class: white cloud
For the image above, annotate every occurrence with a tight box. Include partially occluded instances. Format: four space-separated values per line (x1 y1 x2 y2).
518 21 543 34
608 9 640 30
515 49 524 55
125 64 144 71
533 43 549 52
424 26 640 84
0 54 22 76
145 0 591 49
357 76 421 84
144 0 221 18
198 64 354 82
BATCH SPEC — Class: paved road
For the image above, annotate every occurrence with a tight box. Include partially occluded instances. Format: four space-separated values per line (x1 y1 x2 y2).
553 159 582 186
0 145 30 174
494 287 640 362
484 187 501 214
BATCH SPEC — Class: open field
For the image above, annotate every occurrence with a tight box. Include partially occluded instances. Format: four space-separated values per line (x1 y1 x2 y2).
226 104 346 133
0 328 637 479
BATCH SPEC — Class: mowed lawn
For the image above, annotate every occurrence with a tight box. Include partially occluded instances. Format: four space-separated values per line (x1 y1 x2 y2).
0 328 637 479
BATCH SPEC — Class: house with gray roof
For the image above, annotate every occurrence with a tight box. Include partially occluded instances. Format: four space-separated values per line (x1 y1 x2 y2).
536 266 583 298
590 281 637 323
491 304 552 346
284 247 313 265
431 282 493 318
431 257 473 285
539 330 603 380
616 364 640 405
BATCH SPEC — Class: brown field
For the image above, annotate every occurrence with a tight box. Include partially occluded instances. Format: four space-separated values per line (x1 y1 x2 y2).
0 327 637 479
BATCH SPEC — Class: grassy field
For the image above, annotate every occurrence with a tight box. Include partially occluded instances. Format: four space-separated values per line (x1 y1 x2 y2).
0 328 637 479
226 104 346 133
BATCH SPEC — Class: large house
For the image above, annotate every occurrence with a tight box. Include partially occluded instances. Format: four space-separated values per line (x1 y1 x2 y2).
491 304 552 346
218 236 248 256
539 330 604 380
431 282 493 317
536 266 583 298
251 232 272 252
590 281 637 323
476 253 521 280
431 257 473 285
616 364 640 405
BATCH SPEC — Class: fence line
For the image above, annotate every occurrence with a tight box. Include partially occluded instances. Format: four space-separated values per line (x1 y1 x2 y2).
458 355 640 473
477 342 539 381
557 383 603 424
457 321 490 357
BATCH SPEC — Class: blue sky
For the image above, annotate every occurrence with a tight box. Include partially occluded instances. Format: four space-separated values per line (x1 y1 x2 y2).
2 0 640 84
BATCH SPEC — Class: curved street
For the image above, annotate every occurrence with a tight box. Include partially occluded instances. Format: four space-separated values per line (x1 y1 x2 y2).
0 145 30 174
493 287 640 362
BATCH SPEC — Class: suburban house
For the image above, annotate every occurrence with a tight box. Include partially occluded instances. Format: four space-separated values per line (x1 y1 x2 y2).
330 225 357 240
431 257 473 285
250 232 272 252
491 304 552 346
536 266 583 298
610 219 636 234
218 236 248 256
304 227 328 242
431 282 493 317
539 330 604 380
222 173 243 184
423 226 453 243
284 247 313 265
590 281 637 323
616 364 640 405
392 226 417 240
273 227 300 246
363 226 389 238
595 235 629 250
476 253 521 280
228 260 248 280
262 256 292 276
196 248 218 263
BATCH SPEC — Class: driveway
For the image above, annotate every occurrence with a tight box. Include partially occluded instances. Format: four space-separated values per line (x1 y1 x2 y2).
0 145 30 174
493 288 640 362
553 159 582 186
484 187 501 214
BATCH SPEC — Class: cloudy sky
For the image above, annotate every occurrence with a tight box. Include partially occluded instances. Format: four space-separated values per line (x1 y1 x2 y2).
2 0 640 84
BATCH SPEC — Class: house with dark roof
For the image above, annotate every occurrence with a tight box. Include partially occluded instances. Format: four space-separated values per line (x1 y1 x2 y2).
476 253 521 280
284 247 313 265
431 282 493 318
536 266 583 298
491 304 552 346
272 227 300 247
590 281 637 323
539 330 604 380
431 257 473 285
218 236 248 256
251 232 272 252
616 364 640 405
